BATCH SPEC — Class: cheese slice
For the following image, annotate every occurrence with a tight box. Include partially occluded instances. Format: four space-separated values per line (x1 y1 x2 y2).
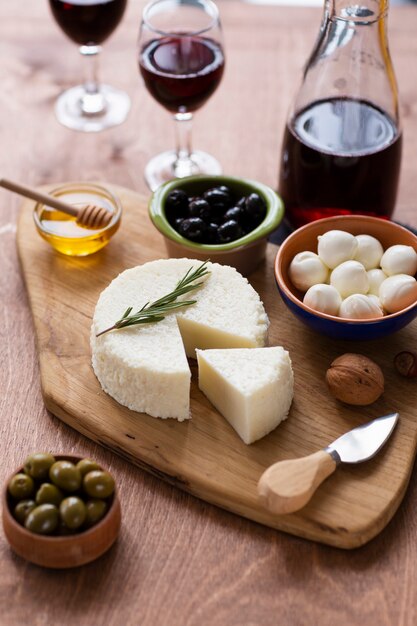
91 259 269 421
196 347 293 444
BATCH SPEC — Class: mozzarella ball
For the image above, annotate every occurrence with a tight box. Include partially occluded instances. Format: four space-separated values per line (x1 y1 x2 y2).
368 294 384 311
380 245 417 277
367 269 387 296
339 294 384 319
354 234 384 270
288 251 329 292
317 230 358 269
303 284 342 316
330 260 369 298
379 274 417 313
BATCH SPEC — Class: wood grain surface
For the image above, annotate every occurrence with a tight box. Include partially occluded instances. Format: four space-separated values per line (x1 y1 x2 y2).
17 184 417 550
1 1 417 625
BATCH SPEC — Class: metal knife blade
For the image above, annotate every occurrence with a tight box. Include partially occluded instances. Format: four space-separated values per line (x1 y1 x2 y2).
325 412 399 465
258 412 400 515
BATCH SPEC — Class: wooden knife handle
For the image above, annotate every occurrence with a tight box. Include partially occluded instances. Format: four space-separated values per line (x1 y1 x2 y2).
257 450 337 515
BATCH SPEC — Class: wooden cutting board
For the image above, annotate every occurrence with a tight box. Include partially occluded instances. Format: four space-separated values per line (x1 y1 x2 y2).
17 184 417 549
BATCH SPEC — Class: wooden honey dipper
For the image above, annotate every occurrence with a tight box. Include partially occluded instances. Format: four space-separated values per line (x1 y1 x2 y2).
0 178 113 229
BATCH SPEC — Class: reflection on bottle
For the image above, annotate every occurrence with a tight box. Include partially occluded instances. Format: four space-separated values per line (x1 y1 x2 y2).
278 0 402 227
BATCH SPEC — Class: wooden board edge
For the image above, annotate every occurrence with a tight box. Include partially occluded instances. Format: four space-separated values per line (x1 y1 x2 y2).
16 190 417 551
41 387 415 550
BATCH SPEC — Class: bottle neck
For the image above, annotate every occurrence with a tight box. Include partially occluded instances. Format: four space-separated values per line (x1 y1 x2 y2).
328 0 388 23
294 0 399 128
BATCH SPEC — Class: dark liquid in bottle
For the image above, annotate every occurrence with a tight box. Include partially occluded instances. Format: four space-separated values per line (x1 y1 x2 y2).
139 36 225 113
49 0 127 45
279 98 402 228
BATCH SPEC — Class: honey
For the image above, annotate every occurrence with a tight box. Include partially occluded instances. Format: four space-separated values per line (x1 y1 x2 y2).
33 183 122 256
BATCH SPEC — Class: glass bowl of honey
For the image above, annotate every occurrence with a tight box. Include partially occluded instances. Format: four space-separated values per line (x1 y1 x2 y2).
33 182 122 256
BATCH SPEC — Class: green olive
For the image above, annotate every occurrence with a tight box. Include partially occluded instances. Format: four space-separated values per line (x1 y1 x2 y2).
49 461 81 492
59 497 86 530
56 521 77 536
35 483 64 507
23 453 56 480
85 499 108 527
25 504 59 535
76 459 101 477
83 471 115 499
8 473 35 500
14 499 36 524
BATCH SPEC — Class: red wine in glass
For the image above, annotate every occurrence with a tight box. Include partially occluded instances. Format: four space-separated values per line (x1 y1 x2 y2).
279 98 402 229
49 0 127 45
49 0 130 131
139 36 225 113
138 0 225 190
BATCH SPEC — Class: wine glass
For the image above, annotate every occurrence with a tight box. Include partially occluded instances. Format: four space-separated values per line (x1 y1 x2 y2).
49 0 131 132
138 0 225 190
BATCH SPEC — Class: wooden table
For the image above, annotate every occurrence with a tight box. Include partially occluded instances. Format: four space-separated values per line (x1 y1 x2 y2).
1 2 416 624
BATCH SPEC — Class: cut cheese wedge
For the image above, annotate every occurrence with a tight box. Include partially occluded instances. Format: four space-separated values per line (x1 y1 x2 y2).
196 347 293 444
91 259 269 421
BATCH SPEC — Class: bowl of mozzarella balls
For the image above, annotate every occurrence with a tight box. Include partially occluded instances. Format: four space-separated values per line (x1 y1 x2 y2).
275 216 417 340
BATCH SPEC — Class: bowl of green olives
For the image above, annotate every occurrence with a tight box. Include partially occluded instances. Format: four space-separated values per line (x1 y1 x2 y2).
149 175 284 276
2 453 121 569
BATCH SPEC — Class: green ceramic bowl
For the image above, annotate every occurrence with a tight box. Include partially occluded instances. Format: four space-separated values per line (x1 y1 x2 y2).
149 175 284 275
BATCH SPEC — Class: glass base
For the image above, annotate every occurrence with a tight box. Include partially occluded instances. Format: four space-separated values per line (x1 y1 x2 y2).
144 150 222 191
55 84 130 132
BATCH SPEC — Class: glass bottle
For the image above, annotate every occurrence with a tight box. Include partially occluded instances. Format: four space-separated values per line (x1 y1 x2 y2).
278 0 402 229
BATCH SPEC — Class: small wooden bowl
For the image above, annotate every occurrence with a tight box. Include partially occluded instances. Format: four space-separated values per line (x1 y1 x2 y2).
2 455 121 569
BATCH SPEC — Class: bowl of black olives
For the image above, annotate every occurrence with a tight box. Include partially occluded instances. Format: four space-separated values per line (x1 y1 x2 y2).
2 453 121 569
149 175 284 275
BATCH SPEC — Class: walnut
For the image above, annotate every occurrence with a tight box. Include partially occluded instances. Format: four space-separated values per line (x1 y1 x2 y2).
325 353 384 406
394 351 417 378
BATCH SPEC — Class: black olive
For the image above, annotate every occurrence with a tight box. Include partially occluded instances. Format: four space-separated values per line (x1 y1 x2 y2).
165 189 190 225
179 217 207 242
236 196 246 209
203 188 232 213
217 220 244 243
174 217 184 230
241 219 258 235
223 206 243 223
188 198 212 220
207 215 222 225
244 193 267 223
205 223 219 244
217 185 234 201
165 189 189 213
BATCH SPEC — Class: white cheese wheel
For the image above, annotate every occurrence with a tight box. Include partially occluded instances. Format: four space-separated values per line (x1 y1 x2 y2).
91 259 269 421
196 347 293 445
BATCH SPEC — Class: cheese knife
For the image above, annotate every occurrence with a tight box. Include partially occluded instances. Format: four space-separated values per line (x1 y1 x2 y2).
257 412 399 515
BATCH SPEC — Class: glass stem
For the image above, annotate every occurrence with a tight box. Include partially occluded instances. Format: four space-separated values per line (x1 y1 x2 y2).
173 112 195 177
79 45 106 116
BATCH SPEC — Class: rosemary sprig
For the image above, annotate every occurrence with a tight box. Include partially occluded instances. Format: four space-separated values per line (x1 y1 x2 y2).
96 261 210 337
